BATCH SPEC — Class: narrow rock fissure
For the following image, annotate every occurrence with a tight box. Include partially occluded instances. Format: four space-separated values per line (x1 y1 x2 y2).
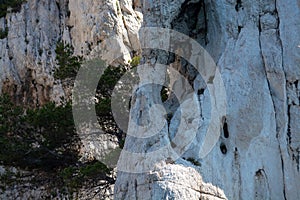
134 179 138 200
235 0 243 12
201 0 208 45
258 2 288 198
279 152 288 200
257 16 276 124
254 169 270 200
287 104 292 145
292 149 300 172
274 1 288 198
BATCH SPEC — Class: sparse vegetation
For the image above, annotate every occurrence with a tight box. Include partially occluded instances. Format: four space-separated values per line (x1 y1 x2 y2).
54 42 83 80
0 44 133 193
115 1 120 13
0 0 26 18
96 97 111 116
130 55 141 67
0 95 79 170
97 65 126 96
96 65 127 148
0 94 113 194
54 39 128 148
60 160 112 192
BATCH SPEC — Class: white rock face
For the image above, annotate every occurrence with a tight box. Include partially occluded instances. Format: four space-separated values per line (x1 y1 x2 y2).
115 164 227 200
115 0 300 199
0 0 61 106
0 0 300 200
198 1 299 199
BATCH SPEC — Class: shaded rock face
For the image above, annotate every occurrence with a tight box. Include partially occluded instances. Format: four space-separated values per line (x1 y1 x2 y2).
0 165 114 200
0 0 300 200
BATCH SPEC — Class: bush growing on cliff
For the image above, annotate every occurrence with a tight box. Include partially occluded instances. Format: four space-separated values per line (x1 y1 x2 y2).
59 159 113 192
0 94 79 169
94 57 141 147
54 42 83 80
130 55 141 67
95 65 127 147
0 94 23 134
0 0 26 18
0 94 113 194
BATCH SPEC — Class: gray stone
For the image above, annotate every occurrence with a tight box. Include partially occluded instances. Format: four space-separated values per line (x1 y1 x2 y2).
1 0 300 199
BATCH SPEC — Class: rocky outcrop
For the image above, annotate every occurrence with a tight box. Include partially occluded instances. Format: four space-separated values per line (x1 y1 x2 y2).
0 0 300 199
115 164 226 200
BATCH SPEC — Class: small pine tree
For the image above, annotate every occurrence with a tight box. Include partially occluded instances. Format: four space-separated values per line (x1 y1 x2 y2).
54 42 83 80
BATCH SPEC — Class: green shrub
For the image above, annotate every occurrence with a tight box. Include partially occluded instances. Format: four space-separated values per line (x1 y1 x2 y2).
80 160 110 176
26 102 76 146
130 55 141 67
0 94 23 134
54 42 83 80
95 65 127 147
96 98 111 116
119 138 125 149
0 95 29 166
96 65 126 119
60 160 111 191
0 94 113 193
0 95 79 170
60 166 80 189
97 65 126 96
0 0 26 18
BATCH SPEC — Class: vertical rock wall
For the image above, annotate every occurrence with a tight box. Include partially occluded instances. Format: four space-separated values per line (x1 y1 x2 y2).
0 0 299 199
115 0 300 199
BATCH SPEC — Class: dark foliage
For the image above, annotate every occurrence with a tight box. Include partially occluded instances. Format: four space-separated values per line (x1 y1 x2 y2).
0 0 26 18
54 42 83 80
0 94 79 170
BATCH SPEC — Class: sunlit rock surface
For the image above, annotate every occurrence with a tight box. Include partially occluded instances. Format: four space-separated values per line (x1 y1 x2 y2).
0 0 299 199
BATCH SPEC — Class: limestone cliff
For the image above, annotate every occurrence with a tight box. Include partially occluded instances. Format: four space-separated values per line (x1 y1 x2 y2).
0 0 299 199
